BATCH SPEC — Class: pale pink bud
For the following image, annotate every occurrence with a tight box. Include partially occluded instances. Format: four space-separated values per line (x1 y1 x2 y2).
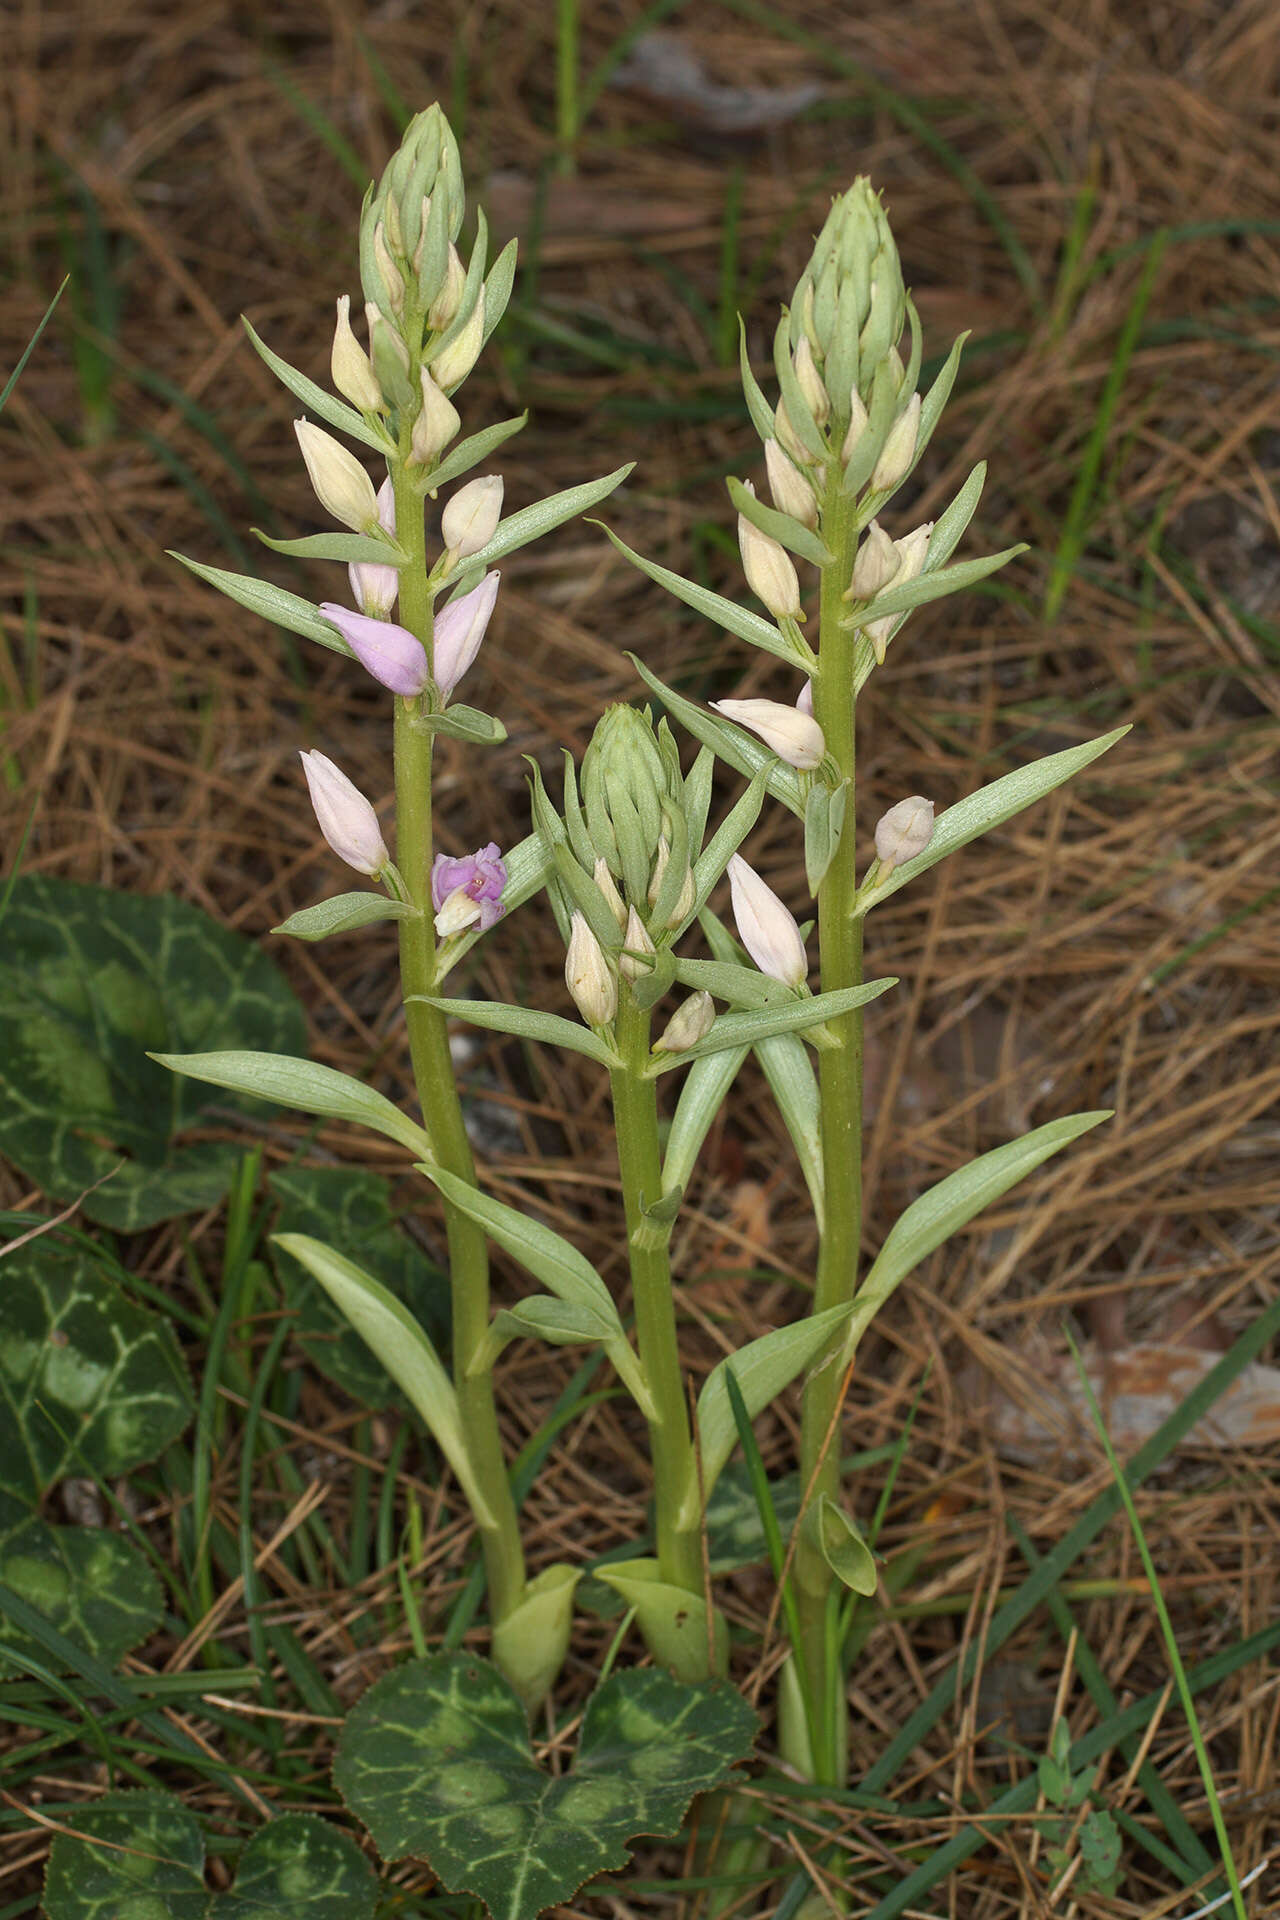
727 854 807 989
893 522 933 583
410 367 460 466
871 392 921 493
710 696 825 770
432 296 484 390
653 990 716 1054
619 905 656 983
848 521 899 601
318 603 428 697
797 678 814 717
874 796 934 873
764 437 818 529
299 750 388 876
841 387 870 466
432 571 499 698
737 484 801 621
565 912 617 1026
593 857 628 932
348 476 399 617
794 335 830 427
331 295 384 413
294 419 379 532
442 475 503 559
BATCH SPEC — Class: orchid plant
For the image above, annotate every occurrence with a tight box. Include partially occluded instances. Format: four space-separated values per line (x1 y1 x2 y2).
155 101 1125 1821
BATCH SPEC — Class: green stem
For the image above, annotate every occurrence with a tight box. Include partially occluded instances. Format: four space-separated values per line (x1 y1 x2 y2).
610 989 702 1599
391 462 526 1629
795 476 863 1781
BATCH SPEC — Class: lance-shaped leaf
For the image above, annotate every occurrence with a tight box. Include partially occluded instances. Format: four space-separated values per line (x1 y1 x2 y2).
804 780 847 894
772 311 826 459
151 1050 433 1158
418 1167 655 1419
726 475 832 569
599 524 815 671
844 544 1026 632
811 1496 878 1595
688 768 769 921
839 1110 1112 1368
274 893 421 941
415 996 619 1069
470 1297 609 1380
272 1233 495 1527
852 727 1131 916
414 412 528 497
629 655 806 820
677 1305 853 1527
925 460 986 572
417 704 508 746
661 1046 749 1198
170 553 350 656
242 315 396 455
648 978 896 1073
915 328 969 466
253 528 405 566
481 238 520 348
738 316 778 443
452 464 634 587
673 954 790 1010
757 1031 824 1232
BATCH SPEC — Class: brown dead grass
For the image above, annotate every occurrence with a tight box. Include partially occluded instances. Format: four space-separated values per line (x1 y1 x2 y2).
2 0 1279 1914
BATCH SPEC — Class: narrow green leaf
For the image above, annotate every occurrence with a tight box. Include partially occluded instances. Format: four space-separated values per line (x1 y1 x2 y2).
914 329 969 466
170 553 350 654
926 460 986 571
726 475 832 568
853 727 1130 916
738 315 778 443
413 412 528 496
848 544 1025 630
496 1298 606 1347
629 655 806 819
772 311 826 458
650 977 896 1072
416 995 618 1068
151 1049 432 1158
661 1046 749 1199
481 237 519 348
756 1031 824 1233
252 528 405 566
242 316 395 455
417 703 508 745
598 523 816 670
272 1233 493 1526
689 767 770 917
274 892 420 940
804 780 847 894
811 1495 878 1595
455 464 634 582
673 953 791 1010
421 1167 617 1325
681 1304 852 1526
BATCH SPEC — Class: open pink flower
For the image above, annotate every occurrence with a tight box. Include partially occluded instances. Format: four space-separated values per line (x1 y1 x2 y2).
431 842 507 936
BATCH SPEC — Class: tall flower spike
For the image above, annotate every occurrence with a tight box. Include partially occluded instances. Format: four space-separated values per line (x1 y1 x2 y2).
433 571 500 698
431 843 507 936
318 603 429 697
349 476 399 618
294 420 379 532
727 855 808 989
299 750 388 876
710 696 825 770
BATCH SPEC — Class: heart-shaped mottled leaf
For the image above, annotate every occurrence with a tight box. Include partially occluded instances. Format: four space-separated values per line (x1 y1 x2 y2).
0 1518 161 1668
334 1653 756 1920
42 1791 379 1920
0 877 306 1229
268 1168 450 1408
0 1240 193 1503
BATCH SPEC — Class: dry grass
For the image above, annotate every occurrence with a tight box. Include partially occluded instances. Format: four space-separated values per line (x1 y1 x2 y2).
1 0 1278 1914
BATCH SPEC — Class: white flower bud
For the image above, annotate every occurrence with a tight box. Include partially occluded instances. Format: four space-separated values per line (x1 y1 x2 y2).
794 335 830 427
887 344 906 392
619 905 656 983
874 795 934 874
365 301 410 374
653 990 716 1054
442 475 503 559
773 400 810 467
727 855 807 989
373 220 406 316
848 521 899 601
431 295 485 390
841 387 870 466
797 678 814 717
410 367 461 466
737 484 801 621
871 392 921 493
646 836 697 929
299 750 388 876
593 857 628 932
294 419 379 532
867 615 895 666
893 521 933 583
710 696 825 770
764 437 818 529
330 295 384 414
348 475 399 616
428 240 466 330
565 912 616 1026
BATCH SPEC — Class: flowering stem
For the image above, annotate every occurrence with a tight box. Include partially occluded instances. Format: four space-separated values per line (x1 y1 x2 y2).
610 988 703 1606
391 461 526 1630
795 475 864 1783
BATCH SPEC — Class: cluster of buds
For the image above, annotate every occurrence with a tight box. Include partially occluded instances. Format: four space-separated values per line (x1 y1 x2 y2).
844 515 933 663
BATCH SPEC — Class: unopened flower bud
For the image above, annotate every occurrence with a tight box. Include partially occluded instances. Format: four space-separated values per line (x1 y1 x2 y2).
442 475 503 559
349 476 399 617
764 437 818 529
873 796 934 874
738 484 801 621
428 241 466 331
410 367 461 466
794 335 830 427
893 522 933 584
593 856 628 932
373 220 406 316
773 400 810 468
867 615 895 666
566 912 616 1026
887 344 906 392
871 392 921 494
294 419 379 532
319 603 428 697
841 387 870 466
432 570 499 698
619 905 656 983
797 678 814 717
330 295 384 414
710 696 825 770
654 990 716 1054
848 521 899 601
431 842 507 935
431 296 484 390
646 835 696 928
727 854 807 989
299 749 388 876
365 301 410 374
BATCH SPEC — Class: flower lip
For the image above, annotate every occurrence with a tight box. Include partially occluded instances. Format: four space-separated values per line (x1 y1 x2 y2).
319 603 428 697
